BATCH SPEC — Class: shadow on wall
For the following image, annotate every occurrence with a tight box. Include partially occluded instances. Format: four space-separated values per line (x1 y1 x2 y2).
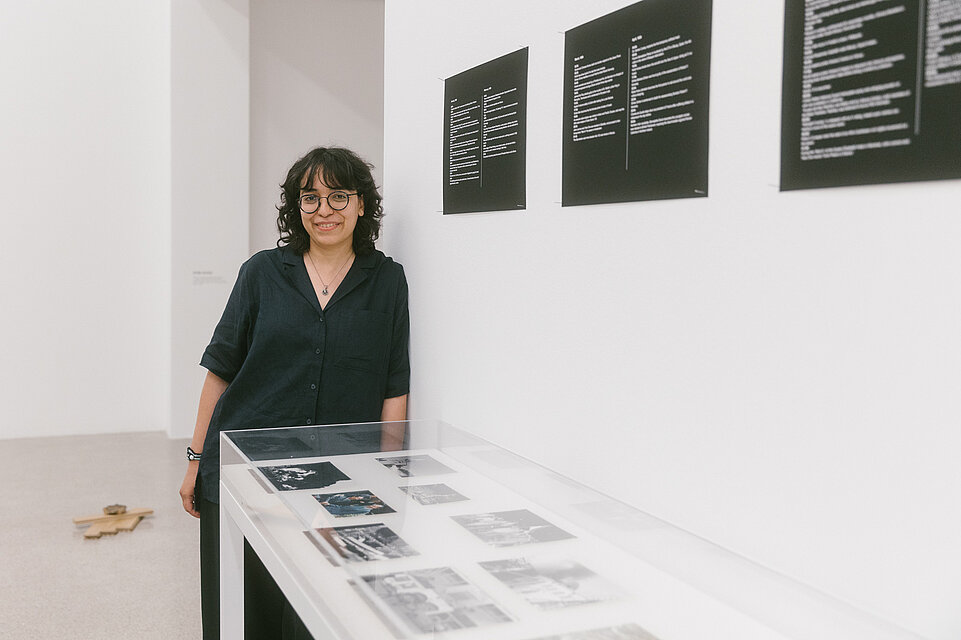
257 0 384 128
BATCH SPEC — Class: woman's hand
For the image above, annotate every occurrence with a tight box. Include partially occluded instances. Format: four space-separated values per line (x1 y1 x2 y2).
180 371 228 519
179 462 201 518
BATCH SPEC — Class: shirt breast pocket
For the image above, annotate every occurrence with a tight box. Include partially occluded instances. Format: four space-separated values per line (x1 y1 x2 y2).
332 309 391 373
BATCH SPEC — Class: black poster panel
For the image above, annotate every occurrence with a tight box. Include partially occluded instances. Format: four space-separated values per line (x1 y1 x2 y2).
781 0 961 191
444 48 529 214
562 0 713 206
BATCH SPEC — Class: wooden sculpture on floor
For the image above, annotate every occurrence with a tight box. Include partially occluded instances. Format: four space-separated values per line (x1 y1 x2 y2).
73 504 154 539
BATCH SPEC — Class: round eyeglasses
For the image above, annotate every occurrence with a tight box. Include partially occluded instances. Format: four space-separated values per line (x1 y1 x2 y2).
299 191 359 213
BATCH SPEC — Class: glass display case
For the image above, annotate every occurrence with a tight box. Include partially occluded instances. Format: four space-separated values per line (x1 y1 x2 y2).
220 420 925 640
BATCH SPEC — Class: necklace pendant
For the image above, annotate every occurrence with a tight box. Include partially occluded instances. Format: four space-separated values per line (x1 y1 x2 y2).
322 287 329 296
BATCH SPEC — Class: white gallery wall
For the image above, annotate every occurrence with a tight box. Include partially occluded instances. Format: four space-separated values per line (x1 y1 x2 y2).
382 2 961 639
0 0 380 441
0 1 171 438
174 0 384 435
249 0 385 253
0 0 251 441
170 0 250 439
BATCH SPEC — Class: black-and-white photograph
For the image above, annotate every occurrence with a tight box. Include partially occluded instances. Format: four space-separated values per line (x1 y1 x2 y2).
314 490 396 517
257 461 350 492
399 483 468 505
532 623 660 640
226 431 316 461
317 523 418 563
451 509 575 547
480 557 622 610
362 567 512 634
376 454 455 477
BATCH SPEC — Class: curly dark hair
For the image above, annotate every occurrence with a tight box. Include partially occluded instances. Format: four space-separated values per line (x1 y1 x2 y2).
276 147 383 255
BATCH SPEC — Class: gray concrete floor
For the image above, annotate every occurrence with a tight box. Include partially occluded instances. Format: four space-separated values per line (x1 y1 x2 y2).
0 431 201 639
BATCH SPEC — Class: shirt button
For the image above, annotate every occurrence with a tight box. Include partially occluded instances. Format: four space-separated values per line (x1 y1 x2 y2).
319 317 325 323
310 383 317 390
306 418 312 425
315 348 321 355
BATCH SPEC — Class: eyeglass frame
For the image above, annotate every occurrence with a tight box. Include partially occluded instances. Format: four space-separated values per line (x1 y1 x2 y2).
299 191 360 214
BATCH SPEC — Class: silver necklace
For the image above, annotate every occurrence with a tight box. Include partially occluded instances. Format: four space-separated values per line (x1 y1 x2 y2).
307 251 353 296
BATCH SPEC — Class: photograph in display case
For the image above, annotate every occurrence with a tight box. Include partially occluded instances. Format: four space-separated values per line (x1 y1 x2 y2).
399 483 468 505
531 623 659 639
376 454 455 477
226 432 316 461
452 509 575 547
317 523 418 563
480 557 623 610
314 490 396 517
258 461 350 492
362 567 512 633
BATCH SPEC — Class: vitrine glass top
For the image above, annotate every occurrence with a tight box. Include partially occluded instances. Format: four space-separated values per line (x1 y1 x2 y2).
220 420 924 640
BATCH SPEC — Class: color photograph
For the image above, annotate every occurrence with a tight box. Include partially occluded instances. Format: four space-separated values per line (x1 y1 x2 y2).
314 490 396 517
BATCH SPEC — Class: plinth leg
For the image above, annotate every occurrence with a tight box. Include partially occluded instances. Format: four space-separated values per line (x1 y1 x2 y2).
220 500 245 639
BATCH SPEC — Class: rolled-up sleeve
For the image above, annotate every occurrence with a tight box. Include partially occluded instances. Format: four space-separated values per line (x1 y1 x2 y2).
200 261 253 383
385 266 410 398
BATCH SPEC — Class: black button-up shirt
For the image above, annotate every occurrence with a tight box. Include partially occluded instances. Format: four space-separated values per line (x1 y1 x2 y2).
197 246 410 502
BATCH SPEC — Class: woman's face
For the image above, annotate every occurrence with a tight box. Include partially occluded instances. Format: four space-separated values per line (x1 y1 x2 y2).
299 169 363 253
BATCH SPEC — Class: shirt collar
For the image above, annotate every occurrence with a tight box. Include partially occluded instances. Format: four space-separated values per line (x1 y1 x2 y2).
280 245 380 268
280 245 381 314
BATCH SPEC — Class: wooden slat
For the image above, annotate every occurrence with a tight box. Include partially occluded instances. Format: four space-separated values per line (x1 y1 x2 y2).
84 522 106 539
115 516 142 531
73 508 153 525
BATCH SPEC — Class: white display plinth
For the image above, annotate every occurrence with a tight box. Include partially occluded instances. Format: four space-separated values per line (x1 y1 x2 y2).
220 420 925 640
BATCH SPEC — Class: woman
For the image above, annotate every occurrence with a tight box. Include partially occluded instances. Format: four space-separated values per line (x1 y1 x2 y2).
179 147 410 638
